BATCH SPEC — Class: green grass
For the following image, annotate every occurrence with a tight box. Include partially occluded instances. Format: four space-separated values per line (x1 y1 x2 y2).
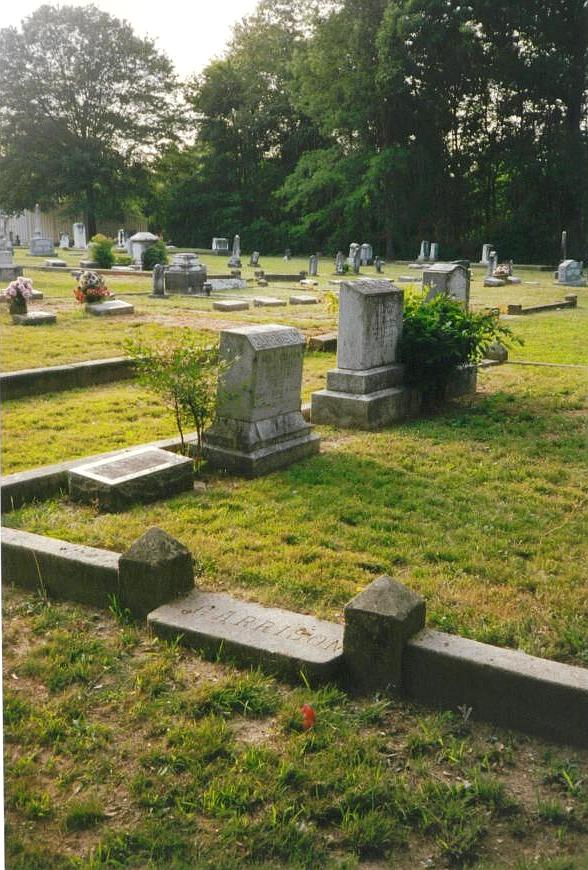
3 587 588 868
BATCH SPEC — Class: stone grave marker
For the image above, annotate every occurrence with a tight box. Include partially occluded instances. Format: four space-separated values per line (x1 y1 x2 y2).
311 279 414 428
151 263 167 297
68 446 193 512
253 296 287 307
429 242 439 261
59 233 70 249
360 242 373 265
212 237 229 255
165 252 207 294
29 204 55 256
250 251 260 266
119 527 194 618
12 311 57 326
480 243 492 265
212 299 250 312
558 259 585 286
422 262 470 307
128 232 158 267
85 299 134 316
374 256 382 273
73 222 87 249
309 254 318 276
417 240 429 263
228 234 241 268
204 324 320 476
335 251 346 274
290 294 319 305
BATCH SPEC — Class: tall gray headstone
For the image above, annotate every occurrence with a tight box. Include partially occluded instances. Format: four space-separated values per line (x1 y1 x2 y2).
417 240 428 263
480 243 492 265
309 254 318 276
204 324 321 476
151 263 166 297
374 256 382 273
250 250 260 266
352 247 361 274
73 222 87 250
128 231 158 267
228 234 241 268
347 242 360 267
360 242 373 266
429 242 439 261
59 233 70 249
212 237 229 255
335 251 346 274
311 280 412 429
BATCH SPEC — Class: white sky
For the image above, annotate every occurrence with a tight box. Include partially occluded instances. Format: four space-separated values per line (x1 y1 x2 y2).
1 0 261 77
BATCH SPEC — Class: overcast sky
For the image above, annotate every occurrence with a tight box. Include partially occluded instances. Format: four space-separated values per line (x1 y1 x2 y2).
1 0 261 77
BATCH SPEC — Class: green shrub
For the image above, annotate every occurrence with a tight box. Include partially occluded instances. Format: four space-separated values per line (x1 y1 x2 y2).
115 254 133 266
398 291 519 401
90 234 115 269
142 240 168 270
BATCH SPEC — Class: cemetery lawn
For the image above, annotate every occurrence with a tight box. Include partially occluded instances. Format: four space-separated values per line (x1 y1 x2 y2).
4 362 587 667
4 584 588 870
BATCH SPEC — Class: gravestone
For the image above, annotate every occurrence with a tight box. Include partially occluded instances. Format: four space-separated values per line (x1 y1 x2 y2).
85 299 134 316
290 294 319 305
119 527 194 618
374 256 382 273
212 237 229 255
0 214 23 281
12 311 56 326
283 248 292 261
151 263 167 297
360 242 373 266
165 252 208 294
250 251 260 266
352 247 361 274
212 299 250 312
429 242 439 261
204 324 320 477
29 204 55 256
253 296 287 307
417 240 429 263
207 277 246 291
347 242 360 268
68 447 193 512
228 234 241 268
560 230 567 263
311 280 414 429
558 259 585 286
309 254 318 276
480 243 492 265
422 262 470 307
59 233 70 249
116 228 126 250
45 258 67 268
335 251 346 274
73 222 87 250
128 231 158 267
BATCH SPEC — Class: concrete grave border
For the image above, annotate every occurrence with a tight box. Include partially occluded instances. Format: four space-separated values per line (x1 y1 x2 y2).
1 522 586 747
1 356 135 400
507 295 578 315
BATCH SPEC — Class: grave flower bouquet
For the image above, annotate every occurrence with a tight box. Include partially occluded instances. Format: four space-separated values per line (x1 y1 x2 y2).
74 270 111 304
3 276 34 300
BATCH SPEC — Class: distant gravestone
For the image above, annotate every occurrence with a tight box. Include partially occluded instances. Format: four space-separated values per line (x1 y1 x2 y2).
417 240 429 263
335 251 346 274
558 259 585 286
59 233 70 250
151 263 166 297
68 447 193 512
212 299 250 312
352 247 361 274
429 242 439 261
480 243 492 265
311 279 409 429
165 253 207 294
128 231 158 267
73 222 87 250
374 256 382 273
212 237 229 255
422 262 470 307
347 242 360 268
204 324 320 476
283 248 292 261
290 294 319 305
309 254 318 276
29 204 55 256
116 228 126 250
253 296 287 307
250 250 260 266
360 242 373 266
228 234 241 268
12 311 56 326
85 299 134 316
560 230 567 263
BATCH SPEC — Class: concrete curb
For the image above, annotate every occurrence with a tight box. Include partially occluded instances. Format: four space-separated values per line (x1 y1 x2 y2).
1 357 135 400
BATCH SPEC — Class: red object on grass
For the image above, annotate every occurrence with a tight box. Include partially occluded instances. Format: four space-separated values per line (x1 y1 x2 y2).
301 704 316 730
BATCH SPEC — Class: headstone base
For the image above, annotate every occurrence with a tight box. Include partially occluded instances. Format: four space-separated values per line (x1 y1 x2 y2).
484 277 506 287
290 294 319 305
205 430 320 478
253 296 286 307
311 386 420 429
29 238 55 256
212 299 249 311
0 265 23 282
12 311 57 326
85 300 134 316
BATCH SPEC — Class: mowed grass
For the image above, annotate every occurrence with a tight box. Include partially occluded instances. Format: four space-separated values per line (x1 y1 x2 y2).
4 364 587 666
4 586 588 869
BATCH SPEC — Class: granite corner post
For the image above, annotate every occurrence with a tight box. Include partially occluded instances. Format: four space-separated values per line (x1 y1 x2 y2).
343 575 426 694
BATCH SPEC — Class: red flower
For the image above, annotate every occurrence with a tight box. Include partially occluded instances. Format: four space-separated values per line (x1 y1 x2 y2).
301 704 316 731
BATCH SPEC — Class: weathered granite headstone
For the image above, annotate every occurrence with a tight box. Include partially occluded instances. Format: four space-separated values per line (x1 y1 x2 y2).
417 240 429 263
204 324 320 476
228 234 241 268
480 243 492 265
558 259 585 286
335 251 346 274
128 232 158 267
360 242 373 266
68 447 193 512
165 253 208 294
311 280 415 429
59 233 70 249
119 527 194 618
29 204 55 256
561 230 567 263
151 263 167 297
352 247 361 274
429 242 439 261
250 250 260 266
73 222 87 250
422 262 470 307
212 237 229 255
309 254 318 276
374 256 382 273
344 575 425 693
347 242 360 268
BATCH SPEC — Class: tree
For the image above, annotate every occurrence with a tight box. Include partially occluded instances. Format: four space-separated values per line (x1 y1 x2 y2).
0 4 180 236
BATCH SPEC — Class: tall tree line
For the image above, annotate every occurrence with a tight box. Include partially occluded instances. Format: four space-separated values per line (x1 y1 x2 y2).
155 0 588 262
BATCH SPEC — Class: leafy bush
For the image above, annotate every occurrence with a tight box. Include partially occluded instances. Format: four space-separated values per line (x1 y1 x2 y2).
142 240 168 270
90 234 115 269
115 254 133 266
125 333 223 462
398 292 519 401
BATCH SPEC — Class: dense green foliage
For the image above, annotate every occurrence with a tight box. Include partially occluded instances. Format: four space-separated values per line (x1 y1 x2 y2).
399 293 517 399
141 240 168 271
89 235 115 270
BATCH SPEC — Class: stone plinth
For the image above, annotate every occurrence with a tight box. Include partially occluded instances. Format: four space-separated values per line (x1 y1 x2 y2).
165 253 208 294
253 296 286 307
423 263 470 307
12 311 56 326
344 575 425 694
204 324 320 477
85 299 134 316
119 527 194 618
311 280 410 429
212 299 249 312
290 294 318 305
68 447 193 512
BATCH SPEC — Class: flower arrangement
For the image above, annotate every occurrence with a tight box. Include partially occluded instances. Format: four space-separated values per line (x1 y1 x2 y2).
493 263 512 279
3 276 34 299
74 270 111 304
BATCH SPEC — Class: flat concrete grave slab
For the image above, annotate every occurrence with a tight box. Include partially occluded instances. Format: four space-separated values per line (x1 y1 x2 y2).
68 446 193 512
45 258 67 267
148 589 344 681
290 294 319 305
212 299 250 312
85 299 134 316
307 332 338 352
253 296 287 307
12 311 56 326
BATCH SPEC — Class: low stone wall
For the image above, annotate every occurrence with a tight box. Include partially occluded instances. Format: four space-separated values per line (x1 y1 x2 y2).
1 357 135 400
507 295 578 315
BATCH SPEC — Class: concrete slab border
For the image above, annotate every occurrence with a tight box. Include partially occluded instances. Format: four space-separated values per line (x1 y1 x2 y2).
1 356 135 400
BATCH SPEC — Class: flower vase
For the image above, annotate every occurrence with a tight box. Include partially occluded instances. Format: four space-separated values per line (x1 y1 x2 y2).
9 294 27 316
